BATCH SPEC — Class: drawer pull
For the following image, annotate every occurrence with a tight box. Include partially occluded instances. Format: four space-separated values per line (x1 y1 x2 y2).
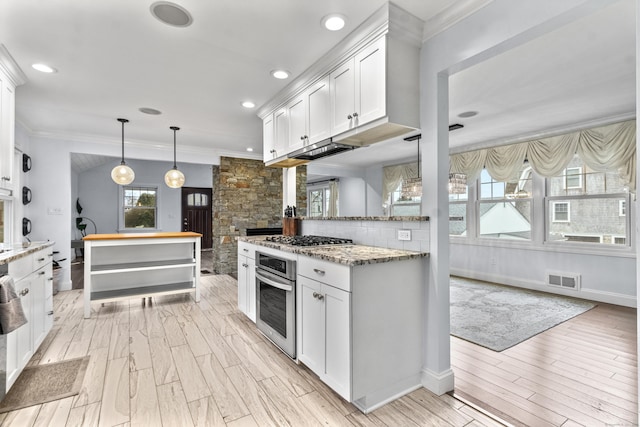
47 253 54 257
243 248 249 252
39 271 46 276
20 288 30 296
242 263 248 268
47 277 53 281
48 311 54 316
37 257 45 262
313 268 325 276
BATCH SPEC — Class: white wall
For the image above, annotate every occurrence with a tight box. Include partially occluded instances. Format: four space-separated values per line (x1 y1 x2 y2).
338 177 366 217
22 130 218 291
76 158 212 236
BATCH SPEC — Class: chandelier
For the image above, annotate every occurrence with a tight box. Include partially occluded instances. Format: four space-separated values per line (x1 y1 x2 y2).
448 173 467 194
400 134 422 199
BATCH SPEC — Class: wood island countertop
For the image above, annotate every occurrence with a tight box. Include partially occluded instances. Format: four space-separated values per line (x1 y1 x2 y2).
83 232 202 241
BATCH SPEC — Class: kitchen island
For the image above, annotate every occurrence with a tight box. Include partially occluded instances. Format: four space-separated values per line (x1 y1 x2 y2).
238 235 427 413
83 232 201 318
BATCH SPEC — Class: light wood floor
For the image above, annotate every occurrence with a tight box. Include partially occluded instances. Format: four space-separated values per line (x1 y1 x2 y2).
452 302 638 426
0 274 502 427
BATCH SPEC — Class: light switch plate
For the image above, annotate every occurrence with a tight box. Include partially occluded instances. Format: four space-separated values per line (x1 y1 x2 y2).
397 229 411 241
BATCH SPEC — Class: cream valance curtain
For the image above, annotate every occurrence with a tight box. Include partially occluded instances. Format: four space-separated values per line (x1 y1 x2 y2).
382 162 418 202
450 120 637 192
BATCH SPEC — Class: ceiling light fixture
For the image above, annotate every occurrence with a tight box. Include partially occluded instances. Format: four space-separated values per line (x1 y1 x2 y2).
32 63 56 73
322 14 346 31
246 147 254 152
150 1 193 27
111 118 135 185
139 107 162 115
241 101 256 109
164 126 186 188
271 70 290 80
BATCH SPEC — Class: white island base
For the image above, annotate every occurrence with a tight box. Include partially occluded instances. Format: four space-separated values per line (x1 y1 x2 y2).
83 232 201 318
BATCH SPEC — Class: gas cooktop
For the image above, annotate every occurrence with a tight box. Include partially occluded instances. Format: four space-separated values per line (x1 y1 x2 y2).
264 235 353 247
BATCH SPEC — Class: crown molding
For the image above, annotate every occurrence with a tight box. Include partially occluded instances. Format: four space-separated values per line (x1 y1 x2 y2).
422 0 495 42
0 44 28 87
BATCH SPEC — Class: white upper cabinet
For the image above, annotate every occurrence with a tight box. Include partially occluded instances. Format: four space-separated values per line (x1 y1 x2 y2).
258 3 423 167
0 46 27 191
273 107 288 158
306 75 331 144
262 114 275 163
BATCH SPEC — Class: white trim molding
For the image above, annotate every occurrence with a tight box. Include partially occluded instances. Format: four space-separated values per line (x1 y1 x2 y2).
421 368 455 395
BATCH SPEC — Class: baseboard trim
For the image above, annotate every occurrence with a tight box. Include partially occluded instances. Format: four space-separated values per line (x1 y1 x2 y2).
450 268 636 308
421 368 454 395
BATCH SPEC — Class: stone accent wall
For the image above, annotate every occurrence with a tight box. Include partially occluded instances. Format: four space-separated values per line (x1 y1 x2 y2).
212 157 306 274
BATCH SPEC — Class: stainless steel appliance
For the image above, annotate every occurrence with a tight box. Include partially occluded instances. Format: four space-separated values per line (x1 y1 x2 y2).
255 251 296 358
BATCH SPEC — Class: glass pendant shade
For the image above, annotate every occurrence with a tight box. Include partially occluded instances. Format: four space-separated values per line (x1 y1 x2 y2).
165 126 185 188
112 118 134 185
164 167 185 188
448 173 467 194
401 176 422 198
111 163 135 185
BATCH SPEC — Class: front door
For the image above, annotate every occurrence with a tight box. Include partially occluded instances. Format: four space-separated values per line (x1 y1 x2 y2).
181 187 212 249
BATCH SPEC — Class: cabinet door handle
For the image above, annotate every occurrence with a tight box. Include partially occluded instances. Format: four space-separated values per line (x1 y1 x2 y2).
47 277 53 281
242 263 248 268
270 149 276 153
313 268 325 276
300 136 305 141
38 257 45 262
352 112 358 118
39 271 46 276
21 288 30 296
48 311 54 316
243 248 249 252
48 253 54 257
1 177 10 181
347 114 352 120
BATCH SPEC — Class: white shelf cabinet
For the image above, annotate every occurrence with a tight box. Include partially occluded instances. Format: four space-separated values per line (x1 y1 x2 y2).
237 241 257 322
297 254 424 413
83 232 201 319
6 245 54 391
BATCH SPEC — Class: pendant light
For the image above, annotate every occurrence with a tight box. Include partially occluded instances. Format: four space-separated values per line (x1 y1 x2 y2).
401 134 422 199
164 126 185 188
111 118 135 185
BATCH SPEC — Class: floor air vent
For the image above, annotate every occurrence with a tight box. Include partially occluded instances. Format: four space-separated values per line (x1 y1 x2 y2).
547 272 581 290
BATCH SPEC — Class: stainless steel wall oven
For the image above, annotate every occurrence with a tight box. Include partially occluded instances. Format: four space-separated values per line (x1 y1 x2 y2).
255 251 296 359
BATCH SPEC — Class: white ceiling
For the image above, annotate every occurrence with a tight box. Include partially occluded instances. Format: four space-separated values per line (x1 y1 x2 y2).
0 0 635 173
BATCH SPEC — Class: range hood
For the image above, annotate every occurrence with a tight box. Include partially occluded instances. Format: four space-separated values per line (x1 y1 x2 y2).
287 138 356 162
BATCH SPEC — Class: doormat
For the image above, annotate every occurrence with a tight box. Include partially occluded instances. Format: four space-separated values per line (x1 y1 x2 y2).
0 356 90 413
450 277 595 352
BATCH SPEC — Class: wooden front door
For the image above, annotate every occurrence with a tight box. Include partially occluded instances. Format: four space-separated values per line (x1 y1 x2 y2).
181 187 213 249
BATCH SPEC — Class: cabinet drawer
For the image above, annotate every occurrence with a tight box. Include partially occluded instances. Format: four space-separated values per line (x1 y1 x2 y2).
8 254 32 282
298 255 351 292
238 241 256 259
34 248 53 271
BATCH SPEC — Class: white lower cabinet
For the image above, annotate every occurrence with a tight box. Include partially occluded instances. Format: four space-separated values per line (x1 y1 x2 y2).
237 242 257 322
6 246 54 391
298 275 351 399
297 254 424 413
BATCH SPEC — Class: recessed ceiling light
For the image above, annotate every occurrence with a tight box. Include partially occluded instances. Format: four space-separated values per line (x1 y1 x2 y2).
458 111 478 118
271 70 290 80
322 14 346 31
246 148 254 152
150 1 193 27
32 63 57 73
139 107 162 115
242 101 256 109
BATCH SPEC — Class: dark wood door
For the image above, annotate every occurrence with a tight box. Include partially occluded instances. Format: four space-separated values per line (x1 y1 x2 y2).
181 187 213 249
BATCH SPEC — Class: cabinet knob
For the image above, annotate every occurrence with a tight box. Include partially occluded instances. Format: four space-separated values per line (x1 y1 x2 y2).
39 271 46 276
20 288 30 296
243 248 249 252
312 292 325 301
48 311 54 316
353 112 358 118
1 177 10 181
38 257 45 261
47 277 53 281
270 149 276 153
347 114 352 120
47 253 54 257
300 136 305 141
313 268 325 276
242 263 248 268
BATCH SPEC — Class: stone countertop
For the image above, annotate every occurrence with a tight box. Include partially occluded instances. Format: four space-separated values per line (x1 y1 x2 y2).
239 236 428 266
298 216 429 221
0 241 55 266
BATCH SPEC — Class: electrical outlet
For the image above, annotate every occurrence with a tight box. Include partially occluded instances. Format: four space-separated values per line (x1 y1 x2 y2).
397 229 411 241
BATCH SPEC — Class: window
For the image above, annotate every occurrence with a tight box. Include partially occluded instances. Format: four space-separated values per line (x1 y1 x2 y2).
552 202 570 222
449 177 468 236
477 167 532 240
390 180 421 216
123 186 157 229
187 192 208 207
0 197 10 244
547 155 629 246
564 167 583 189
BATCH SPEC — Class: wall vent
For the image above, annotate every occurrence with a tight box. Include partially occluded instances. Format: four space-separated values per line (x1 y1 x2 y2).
547 272 581 290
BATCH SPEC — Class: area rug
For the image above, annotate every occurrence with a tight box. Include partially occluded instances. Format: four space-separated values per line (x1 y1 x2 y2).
0 356 90 413
450 277 596 352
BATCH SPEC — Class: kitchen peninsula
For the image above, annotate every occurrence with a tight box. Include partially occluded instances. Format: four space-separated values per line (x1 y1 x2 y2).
238 234 427 413
82 232 201 318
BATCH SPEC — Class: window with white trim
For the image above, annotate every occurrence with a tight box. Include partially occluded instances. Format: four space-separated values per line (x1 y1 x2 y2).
619 200 626 217
552 202 570 222
122 186 157 229
563 167 583 189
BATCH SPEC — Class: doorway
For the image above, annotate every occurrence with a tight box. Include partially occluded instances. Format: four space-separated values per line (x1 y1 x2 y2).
181 187 212 249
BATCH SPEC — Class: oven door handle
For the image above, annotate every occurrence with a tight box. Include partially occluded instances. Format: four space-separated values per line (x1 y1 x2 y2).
256 271 293 292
